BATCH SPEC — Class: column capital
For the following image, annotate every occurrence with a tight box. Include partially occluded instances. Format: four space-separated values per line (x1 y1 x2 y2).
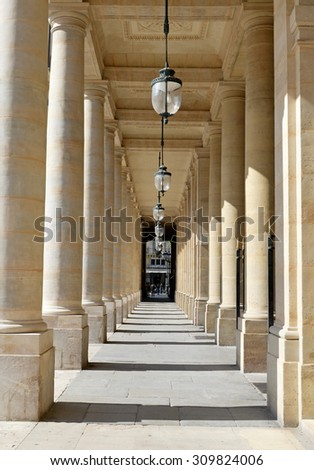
241 5 273 35
104 120 119 135
219 80 246 102
121 164 130 180
194 147 210 160
115 147 125 161
49 9 90 35
211 81 245 120
184 182 190 196
84 81 109 102
202 122 222 147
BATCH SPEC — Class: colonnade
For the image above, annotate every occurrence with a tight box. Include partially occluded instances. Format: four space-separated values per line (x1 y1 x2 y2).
176 5 274 373
0 1 141 420
0 0 314 428
176 1 314 427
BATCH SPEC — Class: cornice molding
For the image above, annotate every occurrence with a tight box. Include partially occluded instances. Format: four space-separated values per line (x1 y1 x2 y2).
290 5 314 46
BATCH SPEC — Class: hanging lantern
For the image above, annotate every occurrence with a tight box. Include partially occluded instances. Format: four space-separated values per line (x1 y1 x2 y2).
154 164 171 194
153 202 165 221
155 222 164 238
151 68 182 119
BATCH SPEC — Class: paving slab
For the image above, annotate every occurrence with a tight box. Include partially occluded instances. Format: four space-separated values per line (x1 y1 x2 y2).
1 302 313 450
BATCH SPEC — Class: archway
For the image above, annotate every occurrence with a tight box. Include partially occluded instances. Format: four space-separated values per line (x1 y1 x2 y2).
141 219 176 302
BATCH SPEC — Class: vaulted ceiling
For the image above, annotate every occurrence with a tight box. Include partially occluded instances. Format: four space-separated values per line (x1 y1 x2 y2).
62 0 247 217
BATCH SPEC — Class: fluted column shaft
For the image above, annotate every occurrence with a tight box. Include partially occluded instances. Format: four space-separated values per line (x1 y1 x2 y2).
217 84 245 345
205 126 222 333
82 84 107 343
237 12 274 372
102 122 117 336
43 9 89 370
0 0 54 420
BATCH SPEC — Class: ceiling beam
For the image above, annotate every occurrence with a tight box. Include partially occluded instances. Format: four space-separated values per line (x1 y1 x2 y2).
103 66 222 83
123 138 202 149
116 109 209 123
90 1 241 20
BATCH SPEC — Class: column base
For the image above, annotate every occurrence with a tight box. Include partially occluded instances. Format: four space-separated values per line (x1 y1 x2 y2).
236 316 268 372
104 300 116 337
114 298 123 326
300 363 314 419
205 302 218 334
122 296 128 320
0 330 55 420
194 298 207 327
182 294 188 315
216 306 236 346
83 303 106 343
175 291 181 307
267 327 300 426
44 313 89 370
127 294 133 315
188 295 195 320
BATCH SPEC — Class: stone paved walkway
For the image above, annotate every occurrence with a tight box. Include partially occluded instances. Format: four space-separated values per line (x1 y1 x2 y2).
0 302 313 450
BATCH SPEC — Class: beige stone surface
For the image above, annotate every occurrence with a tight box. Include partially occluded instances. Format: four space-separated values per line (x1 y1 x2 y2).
1 0 314 429
82 83 107 342
214 83 245 347
0 331 54 420
206 125 222 311
0 0 55 420
43 9 90 369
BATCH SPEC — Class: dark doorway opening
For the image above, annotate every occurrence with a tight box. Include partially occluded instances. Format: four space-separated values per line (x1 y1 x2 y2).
141 220 176 302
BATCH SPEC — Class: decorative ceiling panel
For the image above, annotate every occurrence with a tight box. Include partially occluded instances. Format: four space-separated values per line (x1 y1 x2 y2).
123 20 209 41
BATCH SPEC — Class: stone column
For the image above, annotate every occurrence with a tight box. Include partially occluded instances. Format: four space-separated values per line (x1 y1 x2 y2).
188 168 197 319
179 195 185 309
179 193 186 311
194 149 210 327
205 125 222 334
128 194 135 313
237 11 274 372
176 201 184 307
43 8 89 370
82 83 107 343
183 187 190 315
185 183 192 317
127 185 135 314
120 165 129 319
112 148 124 325
103 122 118 336
290 1 314 423
0 0 54 421
217 83 245 345
135 205 142 304
131 198 139 310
